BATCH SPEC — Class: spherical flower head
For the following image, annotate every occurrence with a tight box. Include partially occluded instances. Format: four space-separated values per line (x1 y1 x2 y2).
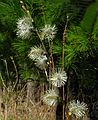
16 17 33 39
49 68 67 87
35 55 48 70
68 100 88 118
42 89 59 106
28 46 45 61
40 24 56 41
28 46 48 70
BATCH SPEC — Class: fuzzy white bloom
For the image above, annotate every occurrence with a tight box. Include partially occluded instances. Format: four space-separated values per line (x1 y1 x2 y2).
16 17 33 39
68 100 88 118
35 55 48 70
28 46 45 60
28 46 48 70
49 68 67 87
42 89 59 106
40 24 56 41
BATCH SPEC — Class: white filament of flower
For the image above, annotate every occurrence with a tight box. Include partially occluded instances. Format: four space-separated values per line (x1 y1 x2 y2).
34 55 48 70
16 17 33 39
28 46 44 60
40 24 56 41
28 46 48 70
42 90 59 106
68 100 88 118
49 69 67 87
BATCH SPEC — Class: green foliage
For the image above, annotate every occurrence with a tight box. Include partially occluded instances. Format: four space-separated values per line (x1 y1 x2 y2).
0 33 6 51
92 17 98 50
0 2 17 30
12 39 30 58
64 26 90 68
20 64 38 81
43 0 65 22
53 25 92 70
0 33 12 58
0 0 98 96
53 40 62 54
81 1 98 33
66 26 89 52
92 17 98 39
31 0 71 28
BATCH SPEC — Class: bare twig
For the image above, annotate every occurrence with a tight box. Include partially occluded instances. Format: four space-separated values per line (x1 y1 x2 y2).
10 56 19 91
62 16 69 120
49 41 54 73
0 72 7 91
49 41 55 89
3 59 9 79
36 28 46 52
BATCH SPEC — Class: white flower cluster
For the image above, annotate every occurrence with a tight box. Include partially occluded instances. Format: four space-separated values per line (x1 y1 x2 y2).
28 46 44 60
68 100 88 118
49 68 67 87
40 24 56 41
42 68 67 106
28 46 47 70
42 89 59 106
16 17 33 39
35 55 48 70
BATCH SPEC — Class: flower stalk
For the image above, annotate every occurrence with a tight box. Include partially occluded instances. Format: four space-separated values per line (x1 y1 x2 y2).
62 16 69 120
